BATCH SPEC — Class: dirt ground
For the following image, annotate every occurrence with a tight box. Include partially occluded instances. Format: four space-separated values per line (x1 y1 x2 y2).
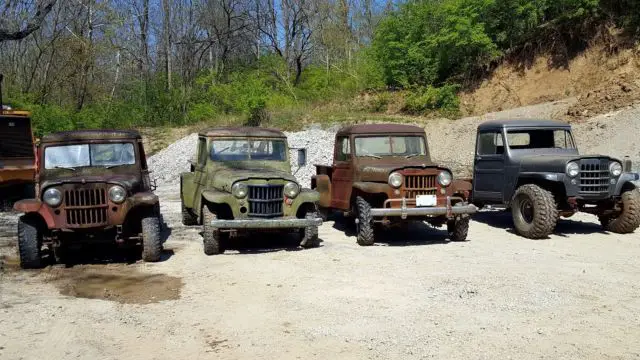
1 186 640 360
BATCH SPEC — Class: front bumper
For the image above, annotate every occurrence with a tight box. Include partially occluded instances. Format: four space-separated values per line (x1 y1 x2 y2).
211 216 323 229
369 197 478 219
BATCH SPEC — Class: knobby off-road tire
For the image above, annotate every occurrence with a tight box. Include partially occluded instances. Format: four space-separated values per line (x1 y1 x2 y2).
17 216 42 269
300 212 320 248
181 202 198 226
599 189 640 234
202 206 227 255
511 184 558 239
141 215 162 262
356 196 375 246
447 216 470 242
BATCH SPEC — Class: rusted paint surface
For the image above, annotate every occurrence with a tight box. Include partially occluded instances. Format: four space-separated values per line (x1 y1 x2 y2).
313 174 332 207
0 113 36 188
316 124 473 217
17 130 157 232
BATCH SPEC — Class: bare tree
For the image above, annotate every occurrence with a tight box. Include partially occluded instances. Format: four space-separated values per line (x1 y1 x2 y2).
0 0 57 42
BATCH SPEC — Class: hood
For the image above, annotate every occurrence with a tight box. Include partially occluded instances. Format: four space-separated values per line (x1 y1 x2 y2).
40 174 141 192
357 161 441 183
517 154 616 173
210 162 297 192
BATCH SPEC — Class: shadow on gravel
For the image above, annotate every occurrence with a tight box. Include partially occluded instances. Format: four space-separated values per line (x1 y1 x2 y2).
332 212 454 246
55 245 176 268
213 232 324 255
472 211 609 238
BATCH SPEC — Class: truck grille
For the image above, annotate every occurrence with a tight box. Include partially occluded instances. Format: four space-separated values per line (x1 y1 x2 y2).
248 184 284 218
64 187 109 226
579 159 610 194
403 174 437 198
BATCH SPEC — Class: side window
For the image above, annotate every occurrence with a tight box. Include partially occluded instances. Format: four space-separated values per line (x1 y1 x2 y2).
336 137 351 161
477 131 504 155
197 137 207 165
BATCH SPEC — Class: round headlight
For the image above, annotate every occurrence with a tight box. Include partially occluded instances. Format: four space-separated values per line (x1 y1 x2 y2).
232 182 248 199
108 185 126 204
566 162 580 178
284 182 300 198
43 188 62 207
388 172 403 188
437 170 452 187
610 161 623 177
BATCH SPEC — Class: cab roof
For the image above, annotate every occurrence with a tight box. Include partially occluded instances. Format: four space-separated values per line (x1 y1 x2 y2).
336 123 425 136
478 119 570 131
41 129 142 143
199 126 286 138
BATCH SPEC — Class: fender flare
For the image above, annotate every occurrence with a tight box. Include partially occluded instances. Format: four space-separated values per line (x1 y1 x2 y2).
312 174 331 207
14 199 56 229
614 173 640 195
201 189 235 205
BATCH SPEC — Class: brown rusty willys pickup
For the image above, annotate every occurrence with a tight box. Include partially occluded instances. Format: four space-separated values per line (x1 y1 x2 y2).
312 123 476 246
14 130 163 268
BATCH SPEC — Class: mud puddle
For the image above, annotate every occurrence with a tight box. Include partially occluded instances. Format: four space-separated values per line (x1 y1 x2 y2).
44 265 183 304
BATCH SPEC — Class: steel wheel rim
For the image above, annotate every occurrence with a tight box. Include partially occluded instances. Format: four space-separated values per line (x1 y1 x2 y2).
519 197 534 224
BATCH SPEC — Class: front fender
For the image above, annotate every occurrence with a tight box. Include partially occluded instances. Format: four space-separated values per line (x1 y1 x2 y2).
353 181 389 195
202 189 235 205
129 192 159 208
614 172 640 195
296 188 320 203
13 199 56 229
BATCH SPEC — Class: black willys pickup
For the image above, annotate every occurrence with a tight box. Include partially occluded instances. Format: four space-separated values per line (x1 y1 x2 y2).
471 119 640 239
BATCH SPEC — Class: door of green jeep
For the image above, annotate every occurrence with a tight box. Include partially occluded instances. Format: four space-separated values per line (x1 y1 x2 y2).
192 136 209 213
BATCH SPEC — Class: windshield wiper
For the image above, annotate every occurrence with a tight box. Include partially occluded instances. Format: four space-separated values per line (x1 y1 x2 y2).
54 165 76 171
404 153 420 159
359 154 382 159
104 164 128 169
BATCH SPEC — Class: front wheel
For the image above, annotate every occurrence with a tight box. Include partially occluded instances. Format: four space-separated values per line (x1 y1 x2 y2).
599 189 640 234
202 205 228 255
355 196 375 246
511 184 558 239
300 212 320 248
17 216 43 269
447 216 470 242
141 215 162 262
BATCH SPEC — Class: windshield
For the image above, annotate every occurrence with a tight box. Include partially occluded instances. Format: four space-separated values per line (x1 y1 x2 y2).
506 129 576 150
354 136 427 157
210 139 287 161
44 142 136 169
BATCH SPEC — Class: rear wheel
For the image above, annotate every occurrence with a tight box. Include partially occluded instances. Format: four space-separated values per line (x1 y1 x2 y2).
355 196 375 246
300 212 320 248
511 184 558 239
181 202 198 226
599 189 640 234
202 205 227 255
141 215 162 262
17 216 42 269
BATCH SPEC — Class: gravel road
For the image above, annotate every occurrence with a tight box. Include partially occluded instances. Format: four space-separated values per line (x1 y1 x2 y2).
1 184 640 360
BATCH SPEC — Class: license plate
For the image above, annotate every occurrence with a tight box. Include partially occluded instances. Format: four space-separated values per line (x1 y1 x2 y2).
416 195 437 207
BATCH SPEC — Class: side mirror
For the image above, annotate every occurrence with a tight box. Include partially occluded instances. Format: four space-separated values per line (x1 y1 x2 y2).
297 148 307 167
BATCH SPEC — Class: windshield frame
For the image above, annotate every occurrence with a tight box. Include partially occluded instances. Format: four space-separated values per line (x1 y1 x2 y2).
208 137 290 162
504 127 577 152
353 135 429 158
41 140 139 171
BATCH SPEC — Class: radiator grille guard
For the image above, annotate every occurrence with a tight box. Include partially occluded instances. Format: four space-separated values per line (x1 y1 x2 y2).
247 184 284 218
579 159 610 194
403 174 438 198
63 186 110 227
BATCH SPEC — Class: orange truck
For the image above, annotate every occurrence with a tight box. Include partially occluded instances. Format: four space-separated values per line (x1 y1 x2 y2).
0 74 36 206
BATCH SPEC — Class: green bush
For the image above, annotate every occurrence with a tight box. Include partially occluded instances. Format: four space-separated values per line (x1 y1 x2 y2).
402 85 461 116
368 92 392 113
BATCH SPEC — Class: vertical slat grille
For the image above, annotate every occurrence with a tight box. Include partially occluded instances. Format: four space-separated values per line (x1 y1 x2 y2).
403 174 437 198
248 184 284 218
63 187 109 226
579 159 610 194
